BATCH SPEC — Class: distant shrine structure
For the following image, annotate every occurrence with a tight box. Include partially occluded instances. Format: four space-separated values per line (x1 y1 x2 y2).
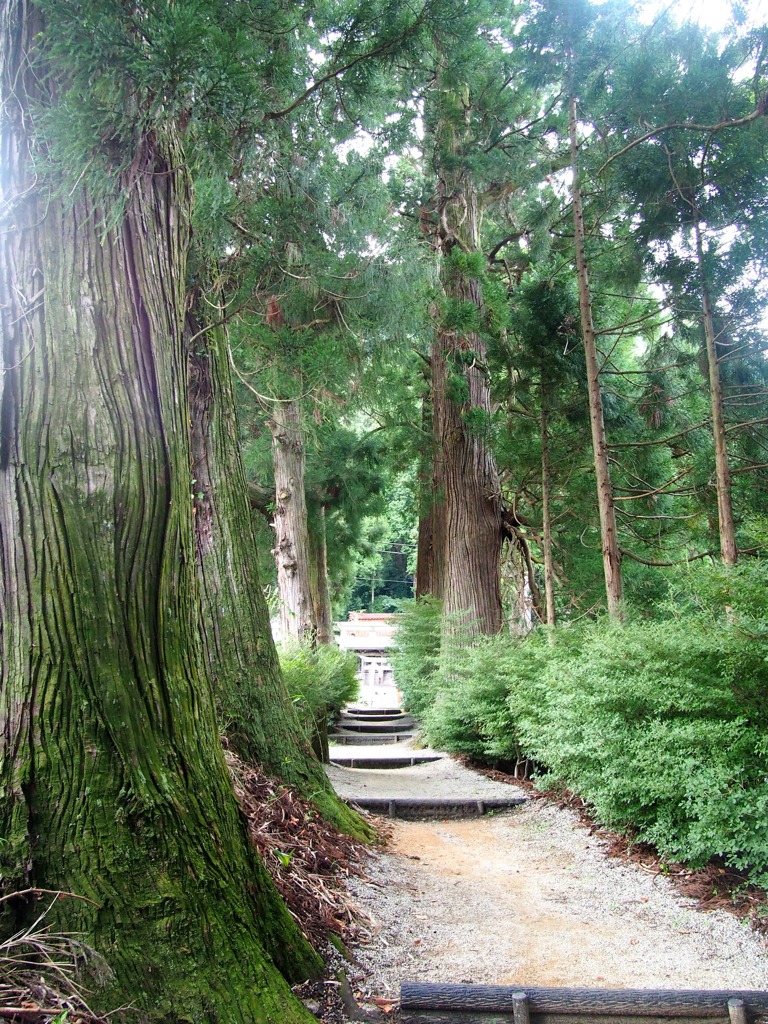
335 612 401 708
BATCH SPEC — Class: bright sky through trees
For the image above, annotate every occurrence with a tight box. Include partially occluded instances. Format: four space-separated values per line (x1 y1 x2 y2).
645 0 768 29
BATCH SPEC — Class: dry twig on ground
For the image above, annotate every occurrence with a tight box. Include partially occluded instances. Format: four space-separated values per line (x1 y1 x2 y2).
0 892 112 1024
225 751 375 949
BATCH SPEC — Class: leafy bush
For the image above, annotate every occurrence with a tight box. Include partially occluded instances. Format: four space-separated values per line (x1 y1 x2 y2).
279 642 359 738
396 562 768 884
421 628 547 767
518 613 768 880
390 597 442 717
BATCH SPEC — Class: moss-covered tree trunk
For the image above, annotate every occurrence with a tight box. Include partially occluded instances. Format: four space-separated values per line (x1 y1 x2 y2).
0 6 321 1019
187 312 348 811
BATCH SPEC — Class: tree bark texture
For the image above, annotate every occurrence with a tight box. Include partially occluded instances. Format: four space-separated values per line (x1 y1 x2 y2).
431 326 503 635
569 93 624 619
428 99 503 635
307 505 333 645
0 6 320 1019
188 316 350 816
269 400 316 642
694 219 738 565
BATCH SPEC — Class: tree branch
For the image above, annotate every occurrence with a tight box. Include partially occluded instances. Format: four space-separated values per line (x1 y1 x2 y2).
608 419 709 449
264 14 427 121
598 94 768 175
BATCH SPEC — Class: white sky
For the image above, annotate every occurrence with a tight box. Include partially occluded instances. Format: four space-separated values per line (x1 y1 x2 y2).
641 0 768 30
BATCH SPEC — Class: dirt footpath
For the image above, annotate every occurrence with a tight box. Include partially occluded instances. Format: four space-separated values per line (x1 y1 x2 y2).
340 780 768 1006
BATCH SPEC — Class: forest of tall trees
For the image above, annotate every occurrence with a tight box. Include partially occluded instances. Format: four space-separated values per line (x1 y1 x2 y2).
1 0 767 1019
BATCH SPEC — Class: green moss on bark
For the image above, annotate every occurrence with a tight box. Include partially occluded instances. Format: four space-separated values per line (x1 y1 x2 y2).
0 7 320 1016
187 314 373 841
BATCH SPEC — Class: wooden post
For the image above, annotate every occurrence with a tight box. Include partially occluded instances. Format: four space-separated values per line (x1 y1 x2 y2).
728 1000 748 1024
513 992 531 1024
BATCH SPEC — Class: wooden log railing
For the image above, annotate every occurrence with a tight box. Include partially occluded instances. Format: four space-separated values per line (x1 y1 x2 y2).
399 983 768 1024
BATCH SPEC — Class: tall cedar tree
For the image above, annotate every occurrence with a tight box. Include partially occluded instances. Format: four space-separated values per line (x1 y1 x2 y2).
0 0 403 1015
416 2 532 635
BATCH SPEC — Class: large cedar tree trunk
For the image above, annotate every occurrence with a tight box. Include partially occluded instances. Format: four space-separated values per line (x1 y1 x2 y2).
0 7 319 1019
187 315 358 824
569 93 624 619
427 97 503 635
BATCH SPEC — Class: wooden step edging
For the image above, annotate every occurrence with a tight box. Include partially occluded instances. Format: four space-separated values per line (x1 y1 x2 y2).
345 796 526 820
399 984 768 1024
329 732 416 745
329 754 443 769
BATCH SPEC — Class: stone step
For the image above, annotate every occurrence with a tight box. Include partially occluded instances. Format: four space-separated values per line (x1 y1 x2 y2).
344 796 526 820
342 712 409 720
345 707 402 716
329 753 444 769
338 719 416 734
328 730 416 745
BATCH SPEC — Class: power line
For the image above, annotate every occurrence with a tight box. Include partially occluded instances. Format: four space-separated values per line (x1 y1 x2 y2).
352 576 414 584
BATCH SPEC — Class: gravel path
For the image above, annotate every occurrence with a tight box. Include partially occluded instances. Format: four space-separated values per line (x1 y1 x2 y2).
327 755 524 801
326 758 768 1012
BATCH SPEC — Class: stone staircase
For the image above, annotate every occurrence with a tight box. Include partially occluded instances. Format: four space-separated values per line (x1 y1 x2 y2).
327 706 526 819
328 707 443 769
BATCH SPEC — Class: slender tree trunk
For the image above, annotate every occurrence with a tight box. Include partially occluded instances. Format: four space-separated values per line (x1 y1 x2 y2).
308 505 334 644
415 384 445 599
0 6 320 1017
569 93 624 619
306 504 333 762
541 399 557 626
694 218 738 565
269 399 316 641
504 544 530 635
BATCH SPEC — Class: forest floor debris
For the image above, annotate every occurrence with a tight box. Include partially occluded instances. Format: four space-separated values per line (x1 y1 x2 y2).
225 750 374 950
0 891 113 1024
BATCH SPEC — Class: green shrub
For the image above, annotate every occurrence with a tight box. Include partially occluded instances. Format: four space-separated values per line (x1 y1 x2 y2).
390 597 442 717
422 629 549 766
394 562 768 884
279 642 359 737
517 614 768 880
